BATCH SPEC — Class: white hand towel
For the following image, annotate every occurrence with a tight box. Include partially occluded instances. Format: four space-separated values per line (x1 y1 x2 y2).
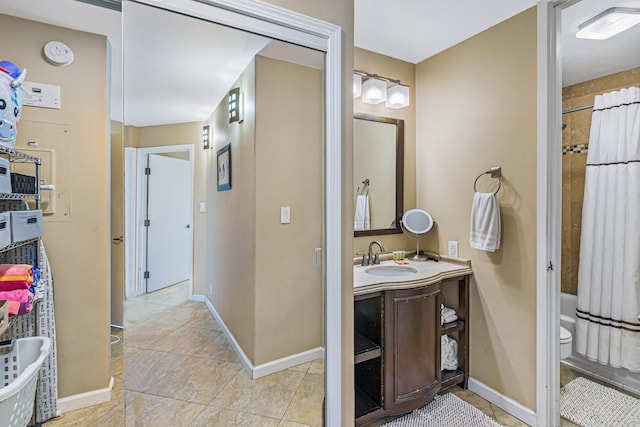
470 191 501 252
354 194 370 231
441 335 459 371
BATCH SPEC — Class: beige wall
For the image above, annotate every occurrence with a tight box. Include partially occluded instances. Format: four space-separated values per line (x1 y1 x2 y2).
354 48 415 255
416 8 538 409
260 3 355 422
0 14 111 398
254 56 323 364
207 59 258 360
561 66 640 294
205 56 324 366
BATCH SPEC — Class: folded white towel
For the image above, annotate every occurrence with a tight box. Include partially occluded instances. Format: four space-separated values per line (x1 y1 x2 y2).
354 194 370 231
442 314 458 325
442 307 456 318
441 335 458 371
470 192 501 252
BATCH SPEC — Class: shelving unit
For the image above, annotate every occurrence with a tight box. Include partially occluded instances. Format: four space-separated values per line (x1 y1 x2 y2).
354 292 384 425
0 145 41 335
440 276 470 391
354 272 471 426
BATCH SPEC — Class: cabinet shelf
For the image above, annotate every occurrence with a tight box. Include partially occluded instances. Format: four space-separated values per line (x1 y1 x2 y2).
355 331 381 364
441 369 465 389
355 387 381 419
441 319 464 335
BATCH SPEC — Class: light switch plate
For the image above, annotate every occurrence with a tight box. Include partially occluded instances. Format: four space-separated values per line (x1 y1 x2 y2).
199 202 206 213
280 207 291 224
448 241 459 258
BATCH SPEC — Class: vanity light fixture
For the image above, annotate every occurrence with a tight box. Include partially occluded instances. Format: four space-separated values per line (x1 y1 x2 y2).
353 73 362 98
362 77 387 105
354 70 410 108
202 125 211 150
386 84 410 109
576 7 640 40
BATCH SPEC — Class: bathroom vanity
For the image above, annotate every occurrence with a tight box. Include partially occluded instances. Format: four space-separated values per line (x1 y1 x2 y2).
353 257 472 426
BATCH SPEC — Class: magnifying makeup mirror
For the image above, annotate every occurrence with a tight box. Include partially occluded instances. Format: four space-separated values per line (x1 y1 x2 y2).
401 208 435 261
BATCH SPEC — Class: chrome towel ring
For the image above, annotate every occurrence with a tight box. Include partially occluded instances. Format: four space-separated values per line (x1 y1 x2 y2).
473 166 502 194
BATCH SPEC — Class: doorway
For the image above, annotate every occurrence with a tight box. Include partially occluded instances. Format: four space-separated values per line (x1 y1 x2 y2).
127 145 194 297
539 1 640 425
125 3 340 424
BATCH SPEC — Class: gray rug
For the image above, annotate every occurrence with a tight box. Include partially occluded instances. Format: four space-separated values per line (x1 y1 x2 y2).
381 393 502 427
560 377 640 426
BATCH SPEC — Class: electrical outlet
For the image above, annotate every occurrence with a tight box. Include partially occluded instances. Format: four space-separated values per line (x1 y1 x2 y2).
209 283 213 294
448 241 459 258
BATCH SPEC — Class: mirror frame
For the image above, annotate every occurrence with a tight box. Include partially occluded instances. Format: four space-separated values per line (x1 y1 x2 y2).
354 113 404 237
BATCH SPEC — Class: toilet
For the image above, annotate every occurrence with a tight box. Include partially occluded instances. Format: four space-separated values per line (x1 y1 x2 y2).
560 326 573 359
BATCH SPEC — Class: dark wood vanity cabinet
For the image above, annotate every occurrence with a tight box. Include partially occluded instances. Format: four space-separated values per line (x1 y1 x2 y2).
354 273 471 426
384 284 441 414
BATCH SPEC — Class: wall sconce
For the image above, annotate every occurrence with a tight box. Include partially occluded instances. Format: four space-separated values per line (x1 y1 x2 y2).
353 70 410 109
202 125 211 149
228 87 242 124
576 7 640 40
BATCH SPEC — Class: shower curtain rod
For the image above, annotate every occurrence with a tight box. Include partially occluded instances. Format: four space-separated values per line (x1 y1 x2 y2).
562 104 594 115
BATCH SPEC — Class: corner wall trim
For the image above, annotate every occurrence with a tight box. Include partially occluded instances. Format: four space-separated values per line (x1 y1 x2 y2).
468 377 537 427
193 294 322 379
57 376 114 413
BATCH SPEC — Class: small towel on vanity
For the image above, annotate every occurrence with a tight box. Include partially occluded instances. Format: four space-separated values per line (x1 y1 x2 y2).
441 335 459 371
470 192 501 252
354 194 370 231
441 305 458 325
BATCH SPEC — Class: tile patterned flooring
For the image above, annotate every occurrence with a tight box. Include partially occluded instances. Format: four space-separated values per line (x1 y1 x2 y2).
43 282 536 426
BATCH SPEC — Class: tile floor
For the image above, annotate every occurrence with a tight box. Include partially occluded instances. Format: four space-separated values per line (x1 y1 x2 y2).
44 282 536 426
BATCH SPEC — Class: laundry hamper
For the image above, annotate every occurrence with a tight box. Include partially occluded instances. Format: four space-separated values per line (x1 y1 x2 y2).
0 337 51 427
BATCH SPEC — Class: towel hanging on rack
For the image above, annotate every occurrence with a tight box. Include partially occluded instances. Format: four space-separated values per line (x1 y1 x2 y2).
354 194 370 231
470 192 501 252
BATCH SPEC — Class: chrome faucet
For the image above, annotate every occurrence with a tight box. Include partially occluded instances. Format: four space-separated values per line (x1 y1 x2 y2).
368 240 385 265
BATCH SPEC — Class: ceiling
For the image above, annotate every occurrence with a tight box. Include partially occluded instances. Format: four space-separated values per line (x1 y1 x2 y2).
2 0 640 125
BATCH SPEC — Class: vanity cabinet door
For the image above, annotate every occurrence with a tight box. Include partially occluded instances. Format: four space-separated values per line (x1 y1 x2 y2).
384 284 441 414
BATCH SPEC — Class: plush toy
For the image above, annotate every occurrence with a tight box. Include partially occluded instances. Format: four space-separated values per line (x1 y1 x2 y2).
0 60 27 148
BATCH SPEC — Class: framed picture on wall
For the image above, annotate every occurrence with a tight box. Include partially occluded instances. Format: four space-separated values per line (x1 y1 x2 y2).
217 144 231 191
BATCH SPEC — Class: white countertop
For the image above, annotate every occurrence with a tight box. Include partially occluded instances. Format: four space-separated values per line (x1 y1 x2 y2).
353 257 472 296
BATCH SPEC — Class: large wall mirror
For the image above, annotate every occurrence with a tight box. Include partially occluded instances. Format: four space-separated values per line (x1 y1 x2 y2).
354 113 404 237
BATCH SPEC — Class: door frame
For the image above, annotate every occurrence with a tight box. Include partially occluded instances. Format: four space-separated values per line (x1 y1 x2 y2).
134 144 195 298
128 0 342 423
537 1 578 425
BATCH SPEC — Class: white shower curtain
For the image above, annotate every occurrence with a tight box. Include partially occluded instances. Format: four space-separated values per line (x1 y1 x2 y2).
576 87 640 372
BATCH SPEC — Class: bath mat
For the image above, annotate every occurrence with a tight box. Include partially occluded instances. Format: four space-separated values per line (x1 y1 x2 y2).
560 376 640 426
381 393 502 427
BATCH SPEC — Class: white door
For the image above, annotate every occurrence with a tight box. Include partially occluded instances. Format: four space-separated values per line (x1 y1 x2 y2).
145 153 192 293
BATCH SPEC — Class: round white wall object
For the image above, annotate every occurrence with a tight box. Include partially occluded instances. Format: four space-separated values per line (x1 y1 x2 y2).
43 41 74 66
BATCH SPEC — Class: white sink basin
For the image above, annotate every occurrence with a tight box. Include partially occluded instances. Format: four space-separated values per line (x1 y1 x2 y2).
365 265 418 277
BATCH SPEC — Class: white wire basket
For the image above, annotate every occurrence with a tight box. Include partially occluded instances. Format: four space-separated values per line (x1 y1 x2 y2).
0 337 51 427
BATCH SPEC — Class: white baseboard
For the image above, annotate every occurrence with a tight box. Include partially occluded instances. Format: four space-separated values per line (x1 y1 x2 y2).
57 376 114 413
253 346 323 379
468 377 537 427
192 294 323 379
